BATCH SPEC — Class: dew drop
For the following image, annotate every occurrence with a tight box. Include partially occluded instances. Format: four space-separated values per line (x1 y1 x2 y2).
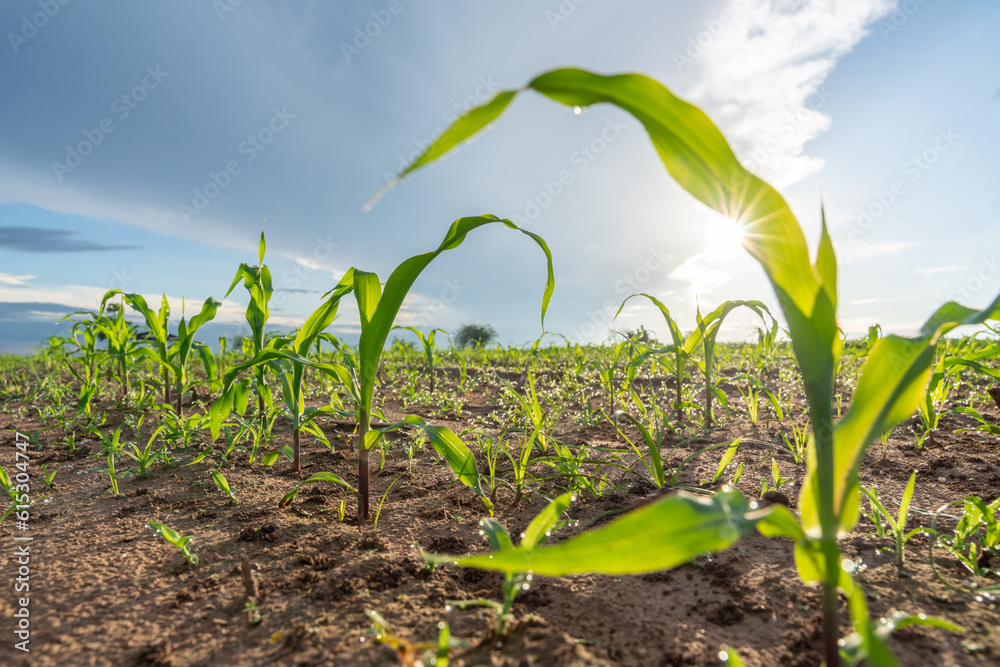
841 558 857 574
522 583 530 591
749 501 758 510
445 605 453 612
573 106 582 115
718 649 729 662
359 637 366 643
437 621 445 629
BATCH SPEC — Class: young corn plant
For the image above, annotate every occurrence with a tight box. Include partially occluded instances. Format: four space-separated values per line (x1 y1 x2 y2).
149 521 198 565
212 269 356 472
374 66 996 665
860 470 929 568
687 300 773 428
211 470 239 504
225 229 275 429
346 216 553 520
441 491 575 634
392 326 447 392
615 293 692 424
123 293 174 406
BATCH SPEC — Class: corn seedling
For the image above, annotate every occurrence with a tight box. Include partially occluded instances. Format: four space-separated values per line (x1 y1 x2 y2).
211 470 238 504
224 229 275 429
688 300 773 428
613 410 667 488
393 326 446 392
930 495 1000 583
376 65 1000 664
365 610 455 667
346 215 553 519
0 467 22 523
148 521 198 565
41 464 61 489
781 421 810 465
860 470 929 568
213 268 355 471
95 425 126 497
443 491 575 634
837 582 963 667
759 458 792 497
125 425 165 478
123 293 174 406
711 438 740 486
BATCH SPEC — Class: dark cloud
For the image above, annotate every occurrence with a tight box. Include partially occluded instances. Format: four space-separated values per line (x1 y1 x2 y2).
0 226 140 253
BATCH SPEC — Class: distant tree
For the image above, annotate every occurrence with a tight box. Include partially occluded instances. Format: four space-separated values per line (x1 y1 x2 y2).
454 323 497 349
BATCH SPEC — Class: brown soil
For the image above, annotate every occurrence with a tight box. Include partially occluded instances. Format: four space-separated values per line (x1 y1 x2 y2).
1 373 999 666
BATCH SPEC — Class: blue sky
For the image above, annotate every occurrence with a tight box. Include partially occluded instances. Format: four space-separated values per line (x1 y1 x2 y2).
0 0 997 353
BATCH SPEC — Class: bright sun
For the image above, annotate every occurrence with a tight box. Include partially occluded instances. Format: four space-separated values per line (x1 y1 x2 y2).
703 218 746 261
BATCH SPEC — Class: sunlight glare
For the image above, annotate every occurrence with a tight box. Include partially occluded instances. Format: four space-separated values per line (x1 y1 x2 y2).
703 218 746 261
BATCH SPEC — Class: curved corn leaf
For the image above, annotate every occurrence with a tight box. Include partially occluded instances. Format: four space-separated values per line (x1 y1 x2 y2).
396 415 484 498
455 489 763 576
356 215 554 420
279 472 356 508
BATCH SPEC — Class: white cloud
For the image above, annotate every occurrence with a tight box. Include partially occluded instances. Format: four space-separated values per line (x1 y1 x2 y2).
685 0 897 188
0 273 35 287
667 252 736 296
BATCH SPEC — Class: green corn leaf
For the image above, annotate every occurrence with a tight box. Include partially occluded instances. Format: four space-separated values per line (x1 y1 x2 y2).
799 294 1000 537
521 491 575 549
479 517 514 553
614 411 665 487
455 489 763 576
713 438 740 483
295 268 354 355
366 90 518 208
209 390 233 440
897 470 917 532
397 415 483 498
355 215 554 421
279 472 356 508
